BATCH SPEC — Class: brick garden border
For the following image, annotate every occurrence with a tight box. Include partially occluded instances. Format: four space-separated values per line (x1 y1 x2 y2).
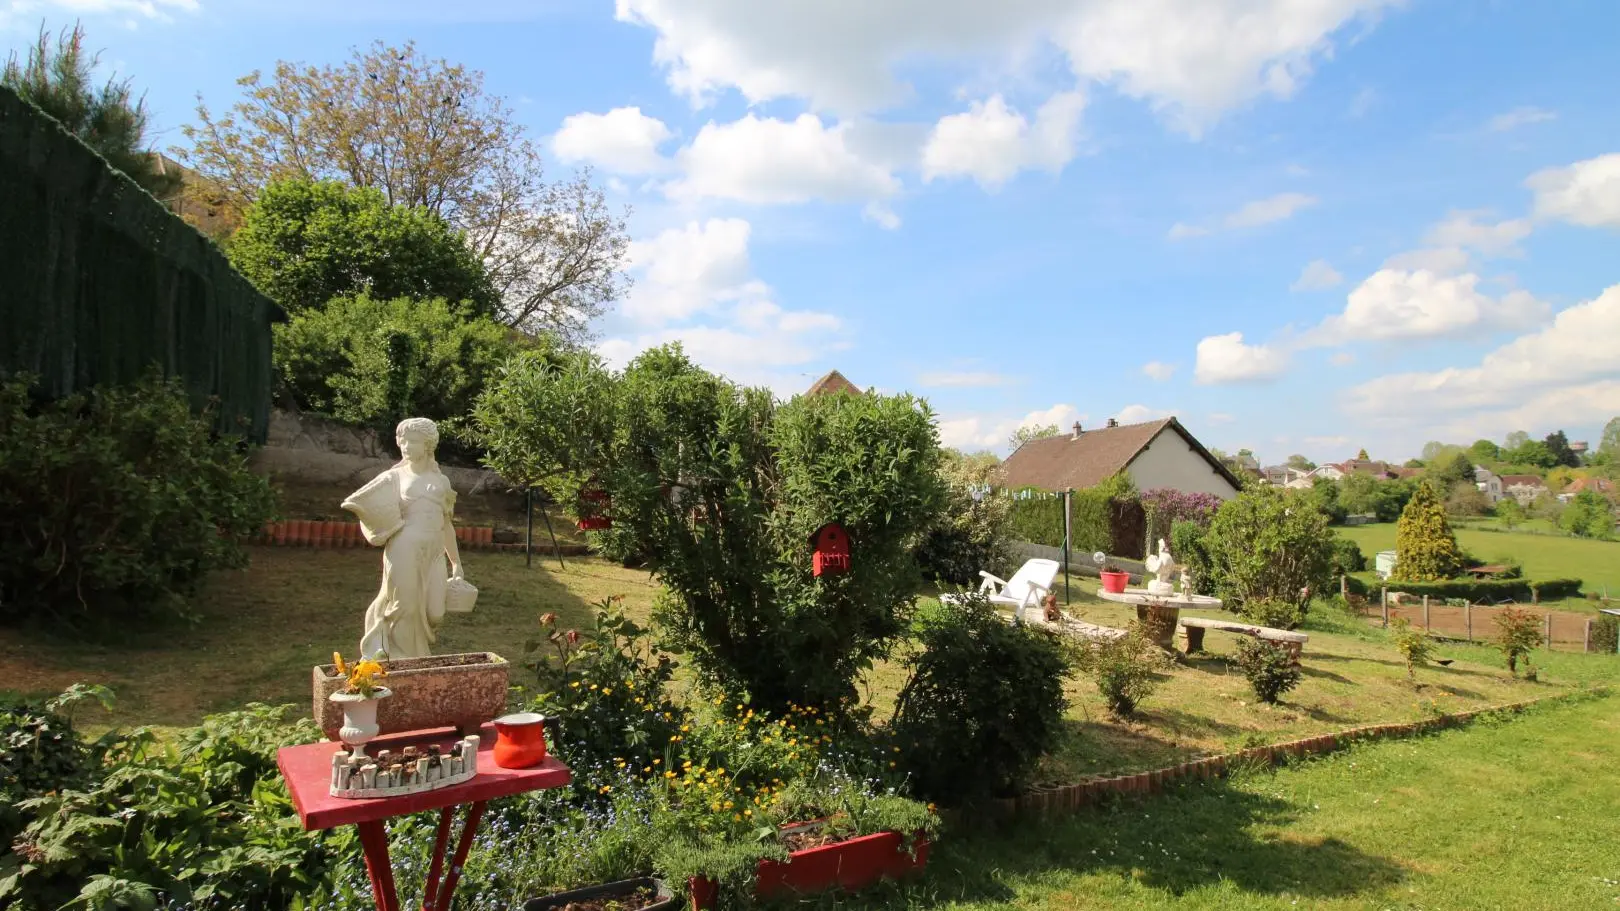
248 519 591 555
994 687 1610 819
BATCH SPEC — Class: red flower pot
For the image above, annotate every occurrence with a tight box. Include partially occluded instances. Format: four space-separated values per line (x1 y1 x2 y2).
273 521 288 546
492 712 552 769
1100 571 1130 594
687 829 929 911
477 526 493 547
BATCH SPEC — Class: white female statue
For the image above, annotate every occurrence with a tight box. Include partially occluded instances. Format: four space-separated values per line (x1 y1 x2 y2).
342 417 466 659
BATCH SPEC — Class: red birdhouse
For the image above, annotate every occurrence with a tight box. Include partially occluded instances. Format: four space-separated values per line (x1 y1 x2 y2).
576 477 612 530
810 523 851 577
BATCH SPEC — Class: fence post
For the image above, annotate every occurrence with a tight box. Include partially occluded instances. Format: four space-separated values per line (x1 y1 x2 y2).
1585 619 1592 653
1422 595 1430 631
1340 575 1348 599
1545 611 1553 649
1466 603 1472 641
1381 587 1389 628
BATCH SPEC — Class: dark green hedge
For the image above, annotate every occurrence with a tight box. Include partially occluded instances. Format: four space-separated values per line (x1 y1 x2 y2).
1369 576 1583 602
1005 487 1145 557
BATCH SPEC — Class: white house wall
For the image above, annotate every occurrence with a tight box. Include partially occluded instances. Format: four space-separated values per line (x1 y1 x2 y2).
1126 428 1240 500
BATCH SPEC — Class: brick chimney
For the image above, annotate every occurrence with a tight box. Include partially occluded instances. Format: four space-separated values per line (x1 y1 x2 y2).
1071 421 1083 440
1107 417 1119 428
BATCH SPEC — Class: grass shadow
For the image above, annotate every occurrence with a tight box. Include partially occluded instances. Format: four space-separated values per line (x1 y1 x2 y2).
1300 665 1356 685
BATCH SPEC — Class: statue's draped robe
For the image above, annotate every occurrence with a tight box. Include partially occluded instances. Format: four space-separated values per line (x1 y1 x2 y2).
344 467 456 659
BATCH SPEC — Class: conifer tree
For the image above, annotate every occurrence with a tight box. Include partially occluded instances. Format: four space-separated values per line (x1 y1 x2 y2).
1392 481 1465 581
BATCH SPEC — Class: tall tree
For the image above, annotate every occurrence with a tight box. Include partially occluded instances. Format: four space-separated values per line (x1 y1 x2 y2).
1544 430 1580 468
1009 423 1060 450
1356 448 1370 461
1601 416 1620 457
1503 430 1531 451
1469 439 1501 462
229 179 498 315
1393 482 1466 582
181 41 629 342
1431 451 1477 490
3 22 179 198
1285 454 1316 472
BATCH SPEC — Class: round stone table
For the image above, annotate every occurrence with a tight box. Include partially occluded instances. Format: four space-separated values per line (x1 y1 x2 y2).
1098 588 1224 649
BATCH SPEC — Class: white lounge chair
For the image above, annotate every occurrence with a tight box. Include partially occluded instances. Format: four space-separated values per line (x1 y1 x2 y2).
942 558 1060 622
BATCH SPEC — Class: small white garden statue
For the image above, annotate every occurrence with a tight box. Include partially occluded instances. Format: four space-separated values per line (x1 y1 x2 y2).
1144 538 1180 598
342 417 473 660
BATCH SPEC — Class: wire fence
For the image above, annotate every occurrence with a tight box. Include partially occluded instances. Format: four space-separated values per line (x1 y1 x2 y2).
1344 589 1615 653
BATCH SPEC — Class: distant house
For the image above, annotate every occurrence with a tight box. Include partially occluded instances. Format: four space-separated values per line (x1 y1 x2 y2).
805 369 863 396
1500 474 1548 506
1263 465 1310 486
1310 464 1346 481
999 417 1242 499
1474 467 1504 503
1560 477 1617 503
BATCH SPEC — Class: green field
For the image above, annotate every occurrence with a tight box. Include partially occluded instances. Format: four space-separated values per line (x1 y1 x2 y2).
1338 522 1620 598
854 692 1620 911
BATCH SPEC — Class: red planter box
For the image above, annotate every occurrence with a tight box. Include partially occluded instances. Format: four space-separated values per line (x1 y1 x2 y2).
687 830 929 910
1100 571 1130 594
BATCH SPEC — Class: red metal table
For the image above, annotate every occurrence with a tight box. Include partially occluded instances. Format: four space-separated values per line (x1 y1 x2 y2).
277 725 571 911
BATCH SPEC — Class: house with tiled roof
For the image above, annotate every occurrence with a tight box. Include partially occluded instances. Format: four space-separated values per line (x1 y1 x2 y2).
1500 474 1549 506
999 417 1241 499
805 369 863 396
1560 477 1617 503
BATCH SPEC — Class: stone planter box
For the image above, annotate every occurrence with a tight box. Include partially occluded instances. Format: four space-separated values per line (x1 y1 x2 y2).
313 652 508 741
523 877 676 911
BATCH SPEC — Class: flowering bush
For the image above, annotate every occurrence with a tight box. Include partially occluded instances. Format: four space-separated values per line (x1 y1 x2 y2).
1142 488 1223 545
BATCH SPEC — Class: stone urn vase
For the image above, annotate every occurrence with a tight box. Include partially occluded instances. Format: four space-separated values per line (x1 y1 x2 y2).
330 686 392 757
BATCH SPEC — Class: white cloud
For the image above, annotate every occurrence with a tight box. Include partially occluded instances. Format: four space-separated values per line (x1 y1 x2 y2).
1225 192 1317 229
1381 246 1472 274
1168 222 1210 240
1330 351 1355 366
1487 106 1556 133
551 107 673 174
665 114 901 209
620 219 754 324
615 0 1399 130
936 403 1085 451
1422 210 1531 257
1141 361 1175 381
1343 283 1620 427
920 91 1086 189
1114 404 1171 424
1527 154 1620 229
917 370 1016 388
1304 269 1549 346
1 0 196 29
1291 259 1343 291
1195 332 1289 384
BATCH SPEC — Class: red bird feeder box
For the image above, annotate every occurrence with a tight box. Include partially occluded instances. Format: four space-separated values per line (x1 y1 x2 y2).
576 477 612 530
810 523 851 577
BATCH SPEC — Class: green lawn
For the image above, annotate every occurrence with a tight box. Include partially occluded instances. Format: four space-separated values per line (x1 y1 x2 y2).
1338 521 1620 599
853 691 1620 911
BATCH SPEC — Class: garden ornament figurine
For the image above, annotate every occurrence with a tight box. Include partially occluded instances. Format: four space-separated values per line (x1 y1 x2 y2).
1144 538 1180 598
343 417 469 660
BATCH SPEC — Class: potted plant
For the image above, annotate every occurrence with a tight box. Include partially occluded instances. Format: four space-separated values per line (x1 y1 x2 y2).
328 652 391 757
1099 563 1131 594
522 876 677 911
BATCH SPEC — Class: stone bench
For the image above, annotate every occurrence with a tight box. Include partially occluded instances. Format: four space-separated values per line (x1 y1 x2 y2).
1179 616 1308 661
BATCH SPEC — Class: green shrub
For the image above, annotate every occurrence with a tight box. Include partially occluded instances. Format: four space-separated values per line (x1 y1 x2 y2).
1329 536 1366 574
1393 482 1467 581
1378 577 1582 603
1390 616 1433 681
1560 491 1616 539
0 685 112 847
1073 625 1169 717
1493 607 1544 676
1591 615 1618 654
915 450 1011 585
890 594 1071 804
274 294 528 448
1239 598 1304 631
0 372 278 625
1005 473 1138 555
1170 519 1217 596
4 703 344 910
1204 485 1334 613
1231 639 1302 704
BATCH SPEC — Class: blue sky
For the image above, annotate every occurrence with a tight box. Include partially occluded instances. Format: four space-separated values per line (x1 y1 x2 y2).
5 0 1617 465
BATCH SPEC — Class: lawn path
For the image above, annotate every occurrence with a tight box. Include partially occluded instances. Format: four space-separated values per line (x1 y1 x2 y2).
876 692 1620 911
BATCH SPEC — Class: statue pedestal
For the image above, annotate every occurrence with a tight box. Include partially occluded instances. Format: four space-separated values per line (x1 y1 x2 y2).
1146 580 1176 598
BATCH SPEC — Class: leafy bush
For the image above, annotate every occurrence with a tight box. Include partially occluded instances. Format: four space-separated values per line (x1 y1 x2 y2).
1239 598 1304 631
1377 577 1582 603
274 294 528 445
229 178 499 316
1591 614 1618 654
890 594 1071 804
3 703 345 910
1329 537 1366 575
1560 491 1616 539
915 450 1012 585
1231 639 1301 704
1005 473 1139 556
1390 616 1433 681
0 685 112 847
1493 607 1544 676
1170 519 1217 596
523 597 681 774
1339 474 1415 522
1204 485 1334 614
1393 482 1466 581
1141 488 1222 546
1073 625 1169 717
0 372 278 625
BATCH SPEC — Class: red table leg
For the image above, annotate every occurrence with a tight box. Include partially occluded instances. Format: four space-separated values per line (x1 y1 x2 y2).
430 800 488 911
420 808 455 909
357 819 401 911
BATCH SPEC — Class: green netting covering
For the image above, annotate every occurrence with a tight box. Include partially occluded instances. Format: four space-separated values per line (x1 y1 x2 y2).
0 84 282 443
